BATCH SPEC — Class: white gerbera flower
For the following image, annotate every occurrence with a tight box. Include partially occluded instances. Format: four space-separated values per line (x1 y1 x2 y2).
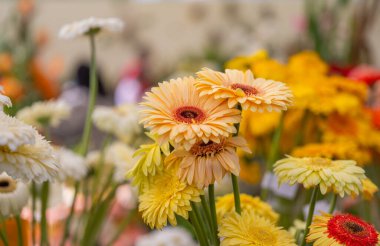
92 103 141 144
0 172 29 217
0 112 36 151
0 86 11 110
59 17 124 39
55 147 87 181
16 100 71 129
136 227 197 246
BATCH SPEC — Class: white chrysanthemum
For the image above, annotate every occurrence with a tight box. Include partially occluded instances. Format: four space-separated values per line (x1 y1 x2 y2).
86 142 136 182
16 100 71 129
0 112 36 151
55 147 87 181
0 172 29 217
92 103 141 143
136 227 198 246
59 17 124 39
0 86 11 110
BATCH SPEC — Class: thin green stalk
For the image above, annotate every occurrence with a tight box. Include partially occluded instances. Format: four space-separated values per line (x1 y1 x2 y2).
301 186 319 246
60 181 80 246
189 210 208 246
0 228 8 246
208 184 220 245
191 202 211 245
31 181 37 246
78 33 98 156
40 182 50 246
329 194 337 214
92 135 112 196
200 195 212 229
15 215 23 246
231 174 241 214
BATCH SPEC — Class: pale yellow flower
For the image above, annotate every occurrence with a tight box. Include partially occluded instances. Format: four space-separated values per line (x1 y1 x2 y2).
219 210 296 246
55 147 87 181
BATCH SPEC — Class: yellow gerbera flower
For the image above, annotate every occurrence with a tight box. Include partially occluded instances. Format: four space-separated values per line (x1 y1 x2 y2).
287 51 328 75
219 210 296 246
127 134 170 190
362 178 378 201
140 76 241 150
138 168 202 229
195 68 293 112
165 137 250 188
216 193 279 223
307 212 380 246
274 156 366 197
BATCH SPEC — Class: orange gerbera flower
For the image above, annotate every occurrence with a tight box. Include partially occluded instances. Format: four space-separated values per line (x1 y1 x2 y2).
195 68 292 112
140 76 241 150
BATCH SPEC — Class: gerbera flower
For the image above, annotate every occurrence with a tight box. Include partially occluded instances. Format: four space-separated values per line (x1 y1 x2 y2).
216 193 279 223
0 172 29 217
361 178 378 201
0 86 11 109
0 113 59 182
127 134 170 189
16 100 71 129
92 103 141 144
274 156 366 197
195 68 292 112
307 213 380 246
165 137 250 187
55 146 87 181
138 169 202 229
136 227 197 246
59 17 124 39
140 76 241 150
218 210 296 246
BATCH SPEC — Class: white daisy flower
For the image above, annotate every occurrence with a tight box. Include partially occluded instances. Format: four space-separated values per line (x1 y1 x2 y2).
55 147 88 181
136 227 198 246
16 100 71 129
58 17 124 39
0 172 29 217
92 103 141 144
0 86 11 110
0 113 59 182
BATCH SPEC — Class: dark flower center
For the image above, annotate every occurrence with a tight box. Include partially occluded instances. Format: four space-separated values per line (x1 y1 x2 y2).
0 181 9 188
343 222 364 234
231 83 258 96
190 139 226 157
174 106 206 124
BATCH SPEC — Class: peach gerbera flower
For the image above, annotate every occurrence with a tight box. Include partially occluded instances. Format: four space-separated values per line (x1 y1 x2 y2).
140 76 241 150
165 137 250 188
196 68 293 112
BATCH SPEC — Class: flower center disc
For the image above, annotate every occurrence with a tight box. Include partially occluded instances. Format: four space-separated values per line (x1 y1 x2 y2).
231 83 258 96
174 106 206 124
343 222 365 235
190 140 225 157
310 157 332 167
0 177 17 193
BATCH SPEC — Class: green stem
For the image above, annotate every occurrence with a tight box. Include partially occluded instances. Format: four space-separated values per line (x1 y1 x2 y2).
60 181 80 246
231 174 241 214
40 182 50 246
208 185 220 245
0 217 8 246
301 186 319 246
78 33 98 156
329 194 337 214
189 210 208 246
15 215 23 246
191 202 210 245
31 182 37 246
200 195 212 229
199 196 214 245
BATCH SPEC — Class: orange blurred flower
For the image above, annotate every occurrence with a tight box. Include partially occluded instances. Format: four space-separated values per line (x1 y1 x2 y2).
0 77 24 101
30 60 60 99
0 53 13 73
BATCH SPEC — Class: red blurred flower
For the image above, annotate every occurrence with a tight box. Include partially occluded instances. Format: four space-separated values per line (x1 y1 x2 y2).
348 65 380 86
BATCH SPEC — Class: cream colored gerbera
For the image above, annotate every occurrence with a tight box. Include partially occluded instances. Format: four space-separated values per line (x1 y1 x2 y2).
16 100 71 129
59 17 124 39
274 156 366 197
165 137 250 188
196 68 293 112
307 212 380 246
0 86 11 110
219 210 296 246
56 147 87 181
216 193 279 223
140 76 241 150
0 172 29 217
92 103 141 144
138 168 202 229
